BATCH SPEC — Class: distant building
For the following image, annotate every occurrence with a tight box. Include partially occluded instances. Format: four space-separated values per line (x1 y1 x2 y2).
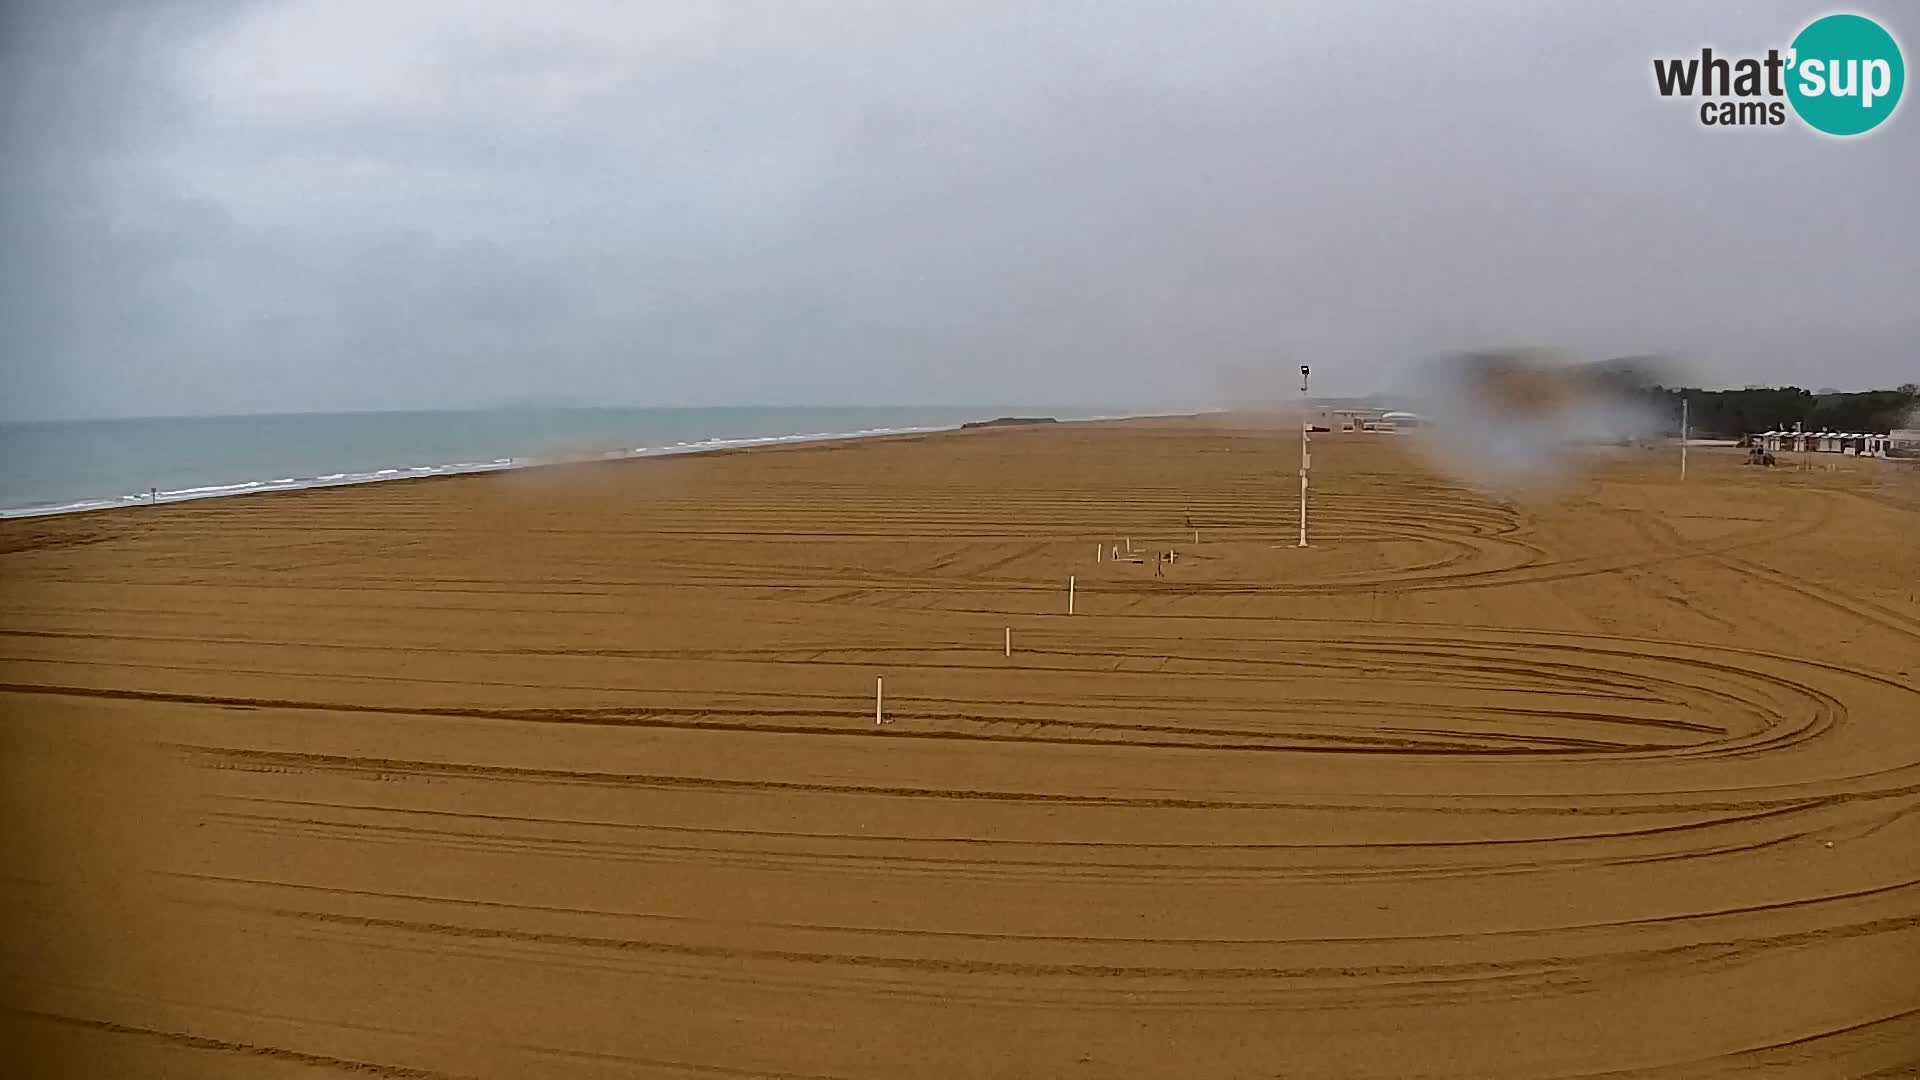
1890 429 1920 457
1753 430 1890 456
1326 408 1422 432
1329 408 1382 432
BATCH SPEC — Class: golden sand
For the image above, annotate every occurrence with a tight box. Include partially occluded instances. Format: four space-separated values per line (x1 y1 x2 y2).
3 416 1918 1077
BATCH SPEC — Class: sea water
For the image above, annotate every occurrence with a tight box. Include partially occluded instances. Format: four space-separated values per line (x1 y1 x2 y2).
0 406 1108 518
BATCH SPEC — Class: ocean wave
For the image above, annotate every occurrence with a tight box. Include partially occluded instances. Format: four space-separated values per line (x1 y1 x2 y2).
13 497 128 516
0 411 1154 520
161 481 264 496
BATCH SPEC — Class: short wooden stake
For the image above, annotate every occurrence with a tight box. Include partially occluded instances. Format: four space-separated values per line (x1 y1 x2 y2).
1097 544 1103 562
1004 627 1011 656
1068 575 1076 614
875 676 884 725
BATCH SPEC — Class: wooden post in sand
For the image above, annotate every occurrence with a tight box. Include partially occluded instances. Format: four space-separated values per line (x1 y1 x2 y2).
1004 627 1011 657
1298 364 1312 548
1097 544 1103 563
1680 397 1689 482
1068 576 1076 614
1194 528 1199 545
875 677 884 725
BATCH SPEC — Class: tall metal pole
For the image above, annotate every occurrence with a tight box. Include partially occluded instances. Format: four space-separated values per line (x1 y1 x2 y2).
1680 396 1689 481
1298 365 1311 548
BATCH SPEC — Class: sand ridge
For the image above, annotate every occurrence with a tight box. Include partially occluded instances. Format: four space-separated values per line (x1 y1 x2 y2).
2 416 1918 1077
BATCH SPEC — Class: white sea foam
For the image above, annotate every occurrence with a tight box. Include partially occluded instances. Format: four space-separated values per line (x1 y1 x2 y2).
162 481 263 496
21 498 125 515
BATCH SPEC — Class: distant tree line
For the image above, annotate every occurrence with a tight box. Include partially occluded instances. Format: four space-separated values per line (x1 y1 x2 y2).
1639 383 1920 438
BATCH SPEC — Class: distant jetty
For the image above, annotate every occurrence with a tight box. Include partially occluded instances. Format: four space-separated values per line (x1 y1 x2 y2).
961 416 1059 430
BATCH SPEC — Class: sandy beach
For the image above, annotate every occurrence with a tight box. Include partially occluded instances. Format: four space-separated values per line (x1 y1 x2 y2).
3 415 1918 1078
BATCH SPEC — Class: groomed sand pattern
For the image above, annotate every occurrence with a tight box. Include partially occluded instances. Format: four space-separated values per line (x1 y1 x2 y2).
2 417 1918 1078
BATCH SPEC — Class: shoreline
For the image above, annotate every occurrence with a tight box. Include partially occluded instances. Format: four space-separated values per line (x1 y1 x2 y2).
0 410 1179 521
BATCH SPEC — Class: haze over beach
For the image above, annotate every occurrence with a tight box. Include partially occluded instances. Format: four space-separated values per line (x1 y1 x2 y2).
3 2 1920 1079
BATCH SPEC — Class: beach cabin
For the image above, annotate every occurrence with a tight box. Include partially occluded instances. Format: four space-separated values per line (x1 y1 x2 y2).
1753 430 1890 457
1332 409 1384 432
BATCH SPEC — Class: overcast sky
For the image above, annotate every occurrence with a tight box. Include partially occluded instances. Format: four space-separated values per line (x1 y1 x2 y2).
1 1 1914 420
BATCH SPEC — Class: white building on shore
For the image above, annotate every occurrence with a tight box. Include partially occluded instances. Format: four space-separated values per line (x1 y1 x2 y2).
1328 409 1422 432
1753 430 1890 456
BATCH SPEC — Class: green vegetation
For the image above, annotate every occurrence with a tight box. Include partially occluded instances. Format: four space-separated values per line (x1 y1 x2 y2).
1643 383 1919 438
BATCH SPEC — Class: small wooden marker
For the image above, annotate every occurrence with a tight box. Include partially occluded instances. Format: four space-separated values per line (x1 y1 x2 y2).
1097 544 1103 563
1125 537 1132 553
1169 549 1177 565
1194 528 1199 545
1004 627 1011 656
1068 575 1076 614
875 676 884 725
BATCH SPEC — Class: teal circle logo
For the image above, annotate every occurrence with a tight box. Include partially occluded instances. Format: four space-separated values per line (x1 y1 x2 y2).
1787 14 1904 135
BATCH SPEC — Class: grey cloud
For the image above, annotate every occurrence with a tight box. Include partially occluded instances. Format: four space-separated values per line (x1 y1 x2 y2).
2 0 1915 419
